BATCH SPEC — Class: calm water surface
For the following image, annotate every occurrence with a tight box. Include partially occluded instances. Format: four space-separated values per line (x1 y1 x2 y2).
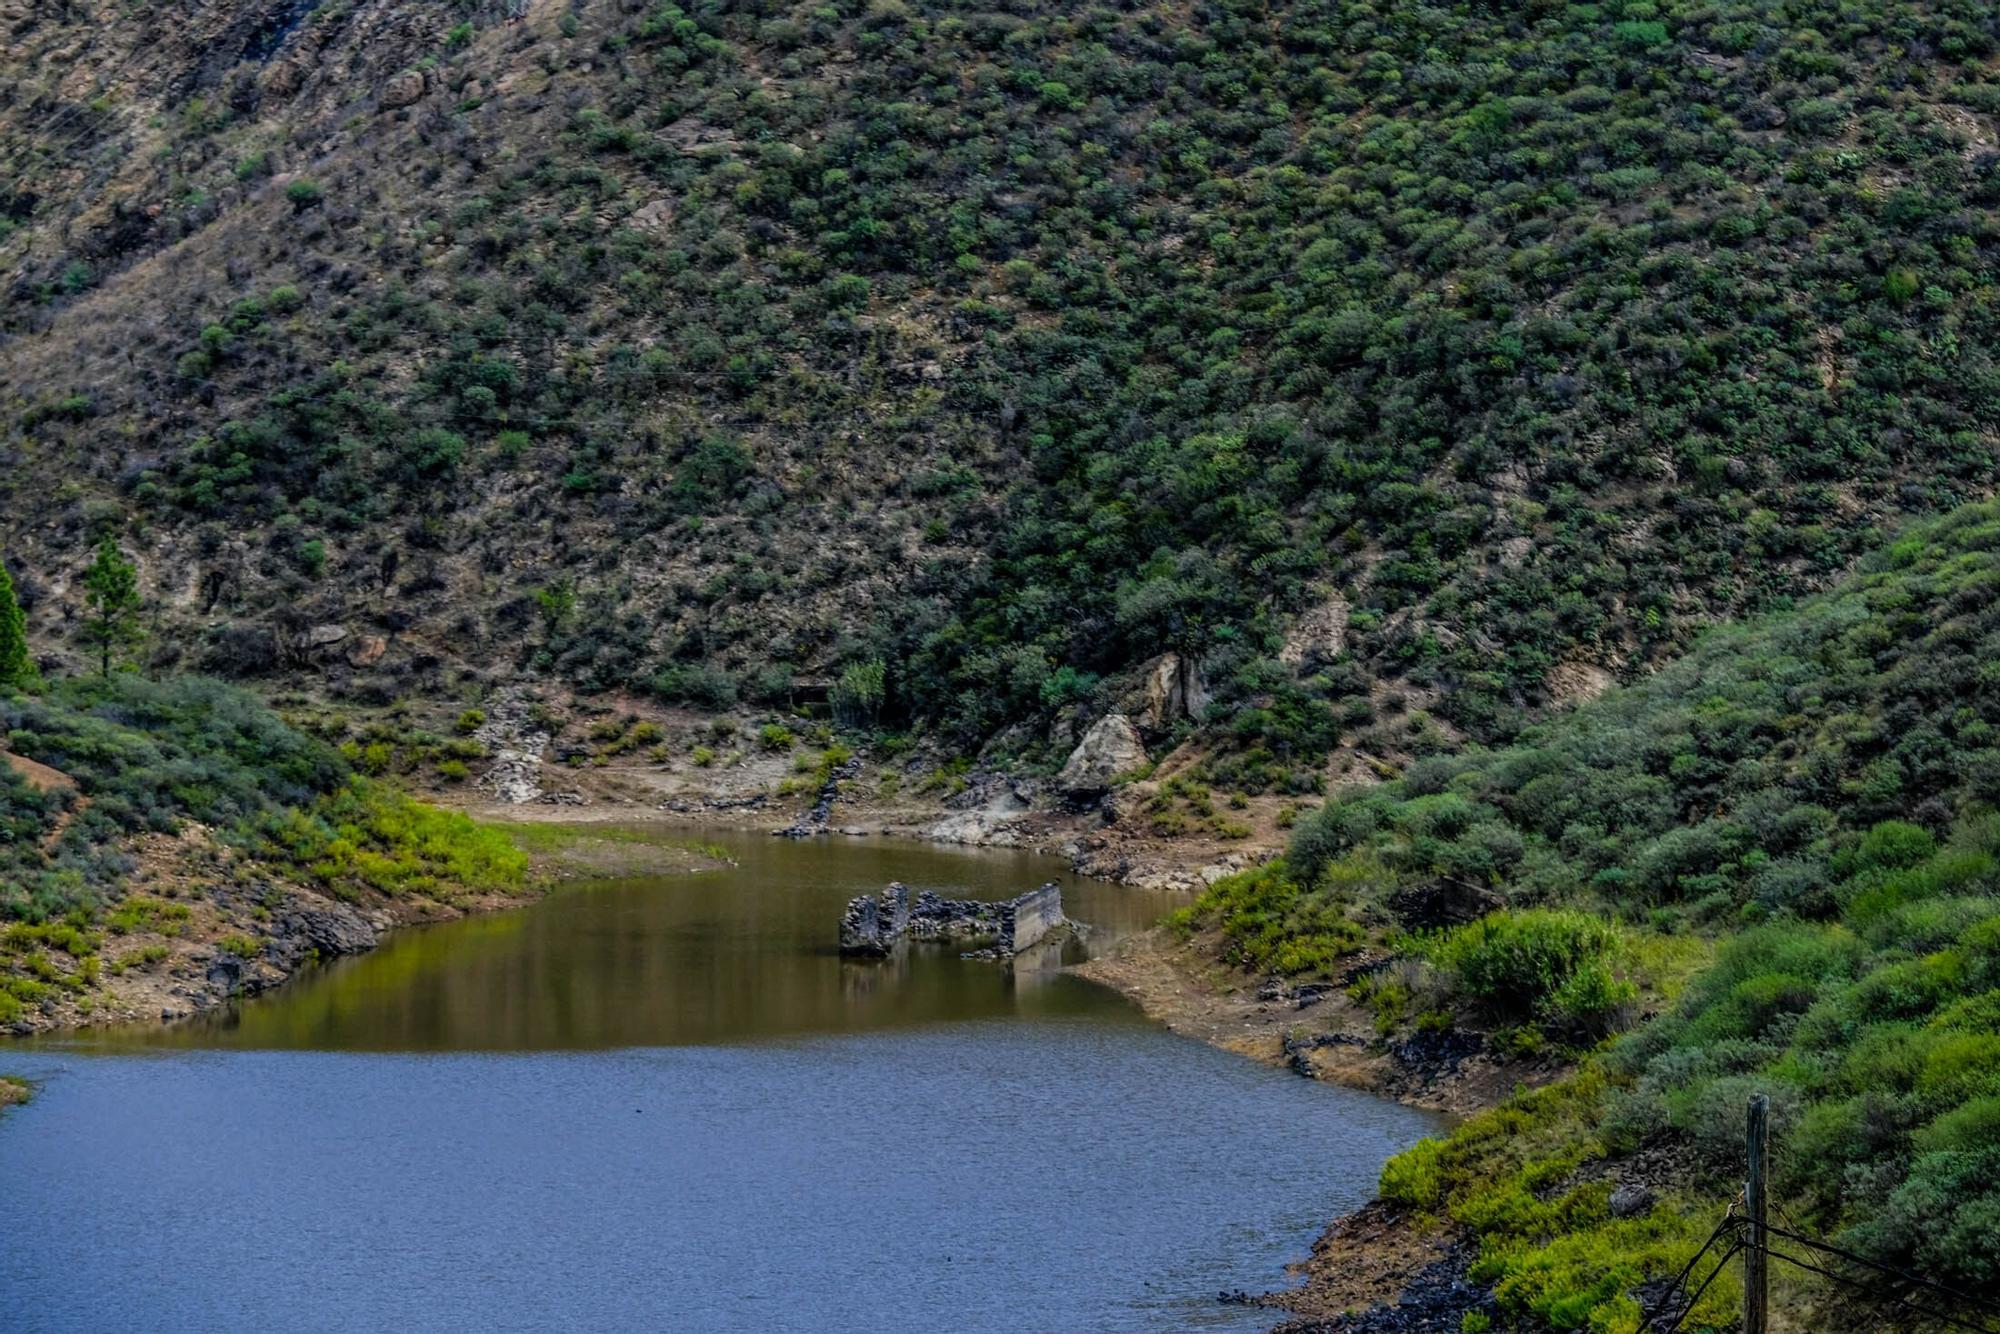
0 831 1438 1332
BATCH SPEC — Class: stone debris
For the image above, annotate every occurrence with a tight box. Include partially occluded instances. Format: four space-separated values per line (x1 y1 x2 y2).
776 754 863 837
924 774 1036 845
471 688 552 805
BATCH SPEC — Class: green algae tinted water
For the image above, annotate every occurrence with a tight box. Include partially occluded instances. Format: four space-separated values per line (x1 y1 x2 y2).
0 831 1439 1332
125 829 1181 1052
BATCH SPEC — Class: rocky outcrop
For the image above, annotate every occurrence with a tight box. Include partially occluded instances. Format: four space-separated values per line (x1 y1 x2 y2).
1056 713 1146 804
1280 593 1349 668
380 68 425 109
1141 652 1211 729
275 902 379 958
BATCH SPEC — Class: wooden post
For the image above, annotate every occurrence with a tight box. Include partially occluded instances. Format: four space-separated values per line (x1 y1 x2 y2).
1745 1093 1769 1334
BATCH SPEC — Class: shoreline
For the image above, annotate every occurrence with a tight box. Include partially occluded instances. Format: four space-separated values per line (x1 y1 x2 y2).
5 778 1525 1330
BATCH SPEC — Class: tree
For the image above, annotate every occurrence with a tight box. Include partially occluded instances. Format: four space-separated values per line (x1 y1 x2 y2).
831 658 886 728
0 556 37 692
81 536 143 677
532 579 576 640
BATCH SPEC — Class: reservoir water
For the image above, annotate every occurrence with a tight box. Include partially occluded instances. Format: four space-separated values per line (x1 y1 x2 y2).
0 830 1439 1332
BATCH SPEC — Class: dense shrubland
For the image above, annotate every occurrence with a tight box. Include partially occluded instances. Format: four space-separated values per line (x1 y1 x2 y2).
1175 501 2000 1325
7 0 2000 765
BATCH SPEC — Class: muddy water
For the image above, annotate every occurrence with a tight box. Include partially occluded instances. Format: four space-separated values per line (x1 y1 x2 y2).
0 830 1439 1332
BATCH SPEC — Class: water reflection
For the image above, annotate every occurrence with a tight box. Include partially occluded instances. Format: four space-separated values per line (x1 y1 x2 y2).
90 829 1187 1053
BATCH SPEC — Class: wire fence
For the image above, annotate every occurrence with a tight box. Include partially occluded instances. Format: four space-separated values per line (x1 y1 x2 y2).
1644 1154 2000 1333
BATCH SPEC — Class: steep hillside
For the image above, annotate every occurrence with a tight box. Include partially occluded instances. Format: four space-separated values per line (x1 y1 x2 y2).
1177 499 2000 1328
4 0 2000 770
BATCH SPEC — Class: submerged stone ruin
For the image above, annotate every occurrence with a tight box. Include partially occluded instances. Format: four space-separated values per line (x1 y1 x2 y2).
839 882 1067 958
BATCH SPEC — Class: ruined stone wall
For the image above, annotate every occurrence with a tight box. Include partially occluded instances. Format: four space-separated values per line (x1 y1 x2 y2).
1000 883 1064 952
838 882 910 956
839 882 1063 957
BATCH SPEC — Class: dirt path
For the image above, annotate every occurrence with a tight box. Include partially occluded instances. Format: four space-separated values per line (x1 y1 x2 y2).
4 749 89 851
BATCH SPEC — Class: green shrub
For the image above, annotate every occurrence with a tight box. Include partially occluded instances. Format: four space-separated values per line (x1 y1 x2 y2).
1170 860 1366 976
1423 911 1627 1027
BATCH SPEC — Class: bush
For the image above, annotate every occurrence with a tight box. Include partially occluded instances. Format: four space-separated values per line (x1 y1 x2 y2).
1423 910 1627 1028
1169 860 1366 976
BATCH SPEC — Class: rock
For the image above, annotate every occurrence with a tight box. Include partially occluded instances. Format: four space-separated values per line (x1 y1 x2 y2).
1293 983 1334 1009
629 198 674 230
305 623 348 647
1056 713 1146 803
925 775 1034 845
263 61 303 99
1609 1183 1656 1218
1141 652 1210 728
279 904 377 957
348 634 388 667
1279 593 1350 668
381 69 425 109
1547 659 1616 707
204 950 265 997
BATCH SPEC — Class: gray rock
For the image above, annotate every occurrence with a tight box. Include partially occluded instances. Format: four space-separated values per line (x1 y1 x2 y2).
279 904 378 957
1609 1183 1656 1218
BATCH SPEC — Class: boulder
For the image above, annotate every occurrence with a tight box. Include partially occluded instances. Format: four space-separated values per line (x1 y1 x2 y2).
278 904 378 957
629 198 675 230
1609 1183 1656 1218
1056 712 1146 802
381 69 425 110
305 622 348 647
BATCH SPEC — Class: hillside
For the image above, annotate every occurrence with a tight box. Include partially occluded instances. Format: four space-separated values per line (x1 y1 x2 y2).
1176 499 2000 1329
3 0 2000 769
0 673 530 1028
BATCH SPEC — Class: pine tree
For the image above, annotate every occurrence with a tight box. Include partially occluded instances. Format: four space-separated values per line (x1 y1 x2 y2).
81 536 143 678
0 556 35 692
